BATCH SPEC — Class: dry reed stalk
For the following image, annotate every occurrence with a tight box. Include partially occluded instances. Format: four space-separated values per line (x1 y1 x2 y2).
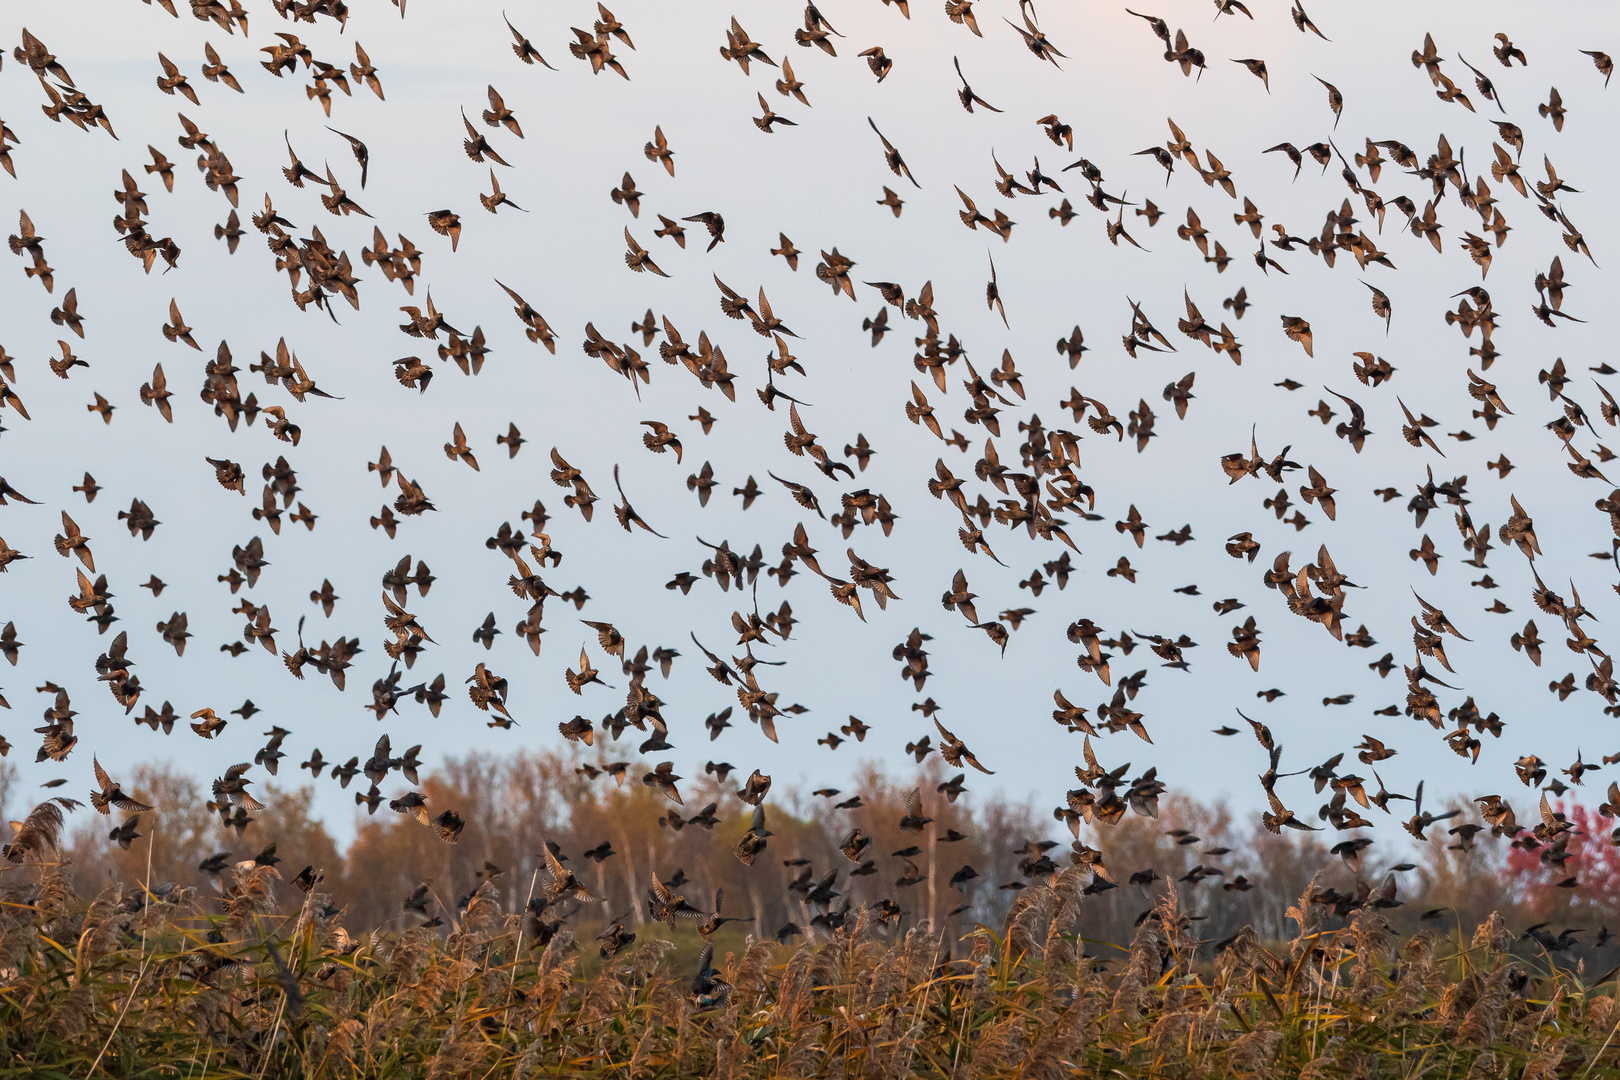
84 956 150 1076
1109 915 1160 1022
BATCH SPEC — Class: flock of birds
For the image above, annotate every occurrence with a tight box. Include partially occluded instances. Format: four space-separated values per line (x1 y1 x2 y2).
2 0 1620 952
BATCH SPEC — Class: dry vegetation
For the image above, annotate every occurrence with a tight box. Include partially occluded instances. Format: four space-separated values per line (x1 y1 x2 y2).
4 854 1620 1079
6 751 1620 1076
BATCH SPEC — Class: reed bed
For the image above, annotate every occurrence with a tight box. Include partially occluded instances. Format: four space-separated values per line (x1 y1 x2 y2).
4 861 1618 1079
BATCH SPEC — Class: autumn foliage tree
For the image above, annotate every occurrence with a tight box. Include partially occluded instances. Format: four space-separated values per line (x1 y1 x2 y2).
60 749 1046 939
51 751 1620 963
1503 800 1620 922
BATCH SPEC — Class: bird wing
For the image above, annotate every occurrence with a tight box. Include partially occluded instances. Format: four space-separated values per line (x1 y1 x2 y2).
542 843 568 879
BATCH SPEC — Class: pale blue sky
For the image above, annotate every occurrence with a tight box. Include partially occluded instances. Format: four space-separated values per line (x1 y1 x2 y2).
3 0 1618 852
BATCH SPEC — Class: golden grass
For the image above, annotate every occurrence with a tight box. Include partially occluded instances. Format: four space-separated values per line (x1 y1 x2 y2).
3 863 1618 1079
